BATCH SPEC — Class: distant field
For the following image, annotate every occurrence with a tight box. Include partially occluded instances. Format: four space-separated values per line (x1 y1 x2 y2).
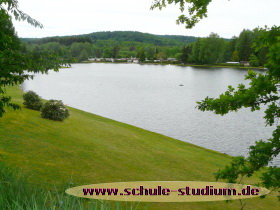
0 85 278 209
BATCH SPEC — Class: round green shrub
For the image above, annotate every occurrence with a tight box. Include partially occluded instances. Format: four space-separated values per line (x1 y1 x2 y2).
23 91 43 111
41 100 69 121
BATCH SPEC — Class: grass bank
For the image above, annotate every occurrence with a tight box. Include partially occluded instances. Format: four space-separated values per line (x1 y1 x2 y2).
0 85 278 209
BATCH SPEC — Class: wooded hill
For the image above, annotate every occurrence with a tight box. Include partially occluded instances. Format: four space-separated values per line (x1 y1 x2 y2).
21 31 198 46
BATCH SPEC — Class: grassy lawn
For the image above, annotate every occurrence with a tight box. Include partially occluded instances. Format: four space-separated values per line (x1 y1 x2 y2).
0 85 278 209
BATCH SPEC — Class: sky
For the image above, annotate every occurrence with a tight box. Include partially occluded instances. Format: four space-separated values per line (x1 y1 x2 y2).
11 0 280 39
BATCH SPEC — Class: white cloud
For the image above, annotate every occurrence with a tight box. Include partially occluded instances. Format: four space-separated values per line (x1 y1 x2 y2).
12 0 280 38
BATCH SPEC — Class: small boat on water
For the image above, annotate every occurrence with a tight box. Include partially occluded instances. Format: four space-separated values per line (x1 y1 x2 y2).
179 84 184 86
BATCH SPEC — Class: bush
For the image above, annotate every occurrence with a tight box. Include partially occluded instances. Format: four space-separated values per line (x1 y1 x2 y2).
41 100 69 121
23 91 43 110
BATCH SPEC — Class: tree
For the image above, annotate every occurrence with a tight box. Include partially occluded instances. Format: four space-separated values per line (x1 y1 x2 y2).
188 33 226 64
43 42 62 53
166 46 180 58
223 36 238 62
111 45 120 58
137 48 146 62
231 50 239 62
78 49 89 62
0 0 68 117
235 29 254 61
93 48 102 58
157 51 167 60
204 33 226 64
69 42 92 60
180 45 192 63
175 52 183 61
153 0 280 197
249 54 260 67
145 46 156 60
102 48 113 58
188 38 201 63
252 28 269 66
70 42 82 58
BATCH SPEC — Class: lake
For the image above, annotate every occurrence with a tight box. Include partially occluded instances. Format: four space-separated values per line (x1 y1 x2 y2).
21 63 279 165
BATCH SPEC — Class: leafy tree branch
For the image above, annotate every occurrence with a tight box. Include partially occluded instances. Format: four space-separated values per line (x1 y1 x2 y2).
151 0 212 28
0 0 43 28
197 26 280 193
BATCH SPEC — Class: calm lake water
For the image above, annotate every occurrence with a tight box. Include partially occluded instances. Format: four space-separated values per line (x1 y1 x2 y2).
22 63 279 165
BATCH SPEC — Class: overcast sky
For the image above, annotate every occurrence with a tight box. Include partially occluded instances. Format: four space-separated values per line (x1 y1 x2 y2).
12 0 280 39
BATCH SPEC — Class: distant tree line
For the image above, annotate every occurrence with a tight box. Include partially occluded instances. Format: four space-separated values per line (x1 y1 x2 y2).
23 39 184 62
180 29 268 66
22 29 267 66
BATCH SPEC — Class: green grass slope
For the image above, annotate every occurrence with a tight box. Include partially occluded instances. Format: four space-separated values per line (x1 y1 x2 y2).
0 86 278 209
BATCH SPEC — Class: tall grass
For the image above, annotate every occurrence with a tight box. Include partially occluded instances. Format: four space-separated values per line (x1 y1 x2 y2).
0 163 142 209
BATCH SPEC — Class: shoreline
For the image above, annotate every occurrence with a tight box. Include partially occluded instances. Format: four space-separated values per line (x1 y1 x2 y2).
81 60 267 70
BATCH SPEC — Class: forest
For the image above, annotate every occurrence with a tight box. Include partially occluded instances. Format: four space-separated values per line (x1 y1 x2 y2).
21 30 266 67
